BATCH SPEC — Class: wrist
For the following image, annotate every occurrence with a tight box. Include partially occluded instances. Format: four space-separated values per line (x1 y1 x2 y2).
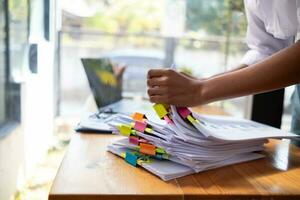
198 79 210 105
191 79 207 105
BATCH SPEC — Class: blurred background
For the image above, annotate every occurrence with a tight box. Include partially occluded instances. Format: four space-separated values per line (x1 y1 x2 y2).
0 0 294 199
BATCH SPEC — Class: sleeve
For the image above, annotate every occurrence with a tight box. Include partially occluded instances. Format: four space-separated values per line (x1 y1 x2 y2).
296 1 300 42
241 2 292 66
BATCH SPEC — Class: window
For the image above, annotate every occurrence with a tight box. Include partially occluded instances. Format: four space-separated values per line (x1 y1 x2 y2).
9 0 29 81
0 0 25 135
59 0 248 117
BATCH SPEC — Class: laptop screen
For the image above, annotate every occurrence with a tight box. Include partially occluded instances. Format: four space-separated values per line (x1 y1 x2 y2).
81 58 122 108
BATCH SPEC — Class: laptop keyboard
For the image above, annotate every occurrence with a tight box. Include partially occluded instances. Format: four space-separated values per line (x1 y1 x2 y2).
89 108 117 122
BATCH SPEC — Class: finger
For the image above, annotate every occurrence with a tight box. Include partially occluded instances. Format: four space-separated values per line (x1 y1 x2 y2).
147 77 168 87
180 71 195 79
149 95 167 104
147 87 167 96
148 69 171 78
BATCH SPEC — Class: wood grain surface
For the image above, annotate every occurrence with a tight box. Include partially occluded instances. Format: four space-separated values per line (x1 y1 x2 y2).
49 106 300 200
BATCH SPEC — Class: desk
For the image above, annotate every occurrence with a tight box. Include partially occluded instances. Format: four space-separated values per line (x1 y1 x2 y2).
49 107 300 200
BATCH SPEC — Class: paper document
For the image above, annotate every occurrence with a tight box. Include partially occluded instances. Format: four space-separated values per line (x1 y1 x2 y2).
107 104 299 181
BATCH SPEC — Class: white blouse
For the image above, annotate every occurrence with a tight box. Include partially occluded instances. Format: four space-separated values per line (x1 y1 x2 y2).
241 0 300 66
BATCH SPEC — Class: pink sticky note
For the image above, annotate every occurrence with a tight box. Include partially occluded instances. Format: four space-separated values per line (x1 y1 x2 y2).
164 115 173 124
134 121 147 132
139 138 148 143
177 107 191 118
129 136 139 145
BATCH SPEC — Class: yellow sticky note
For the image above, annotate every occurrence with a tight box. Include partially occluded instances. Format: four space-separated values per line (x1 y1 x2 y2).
118 124 132 136
153 104 168 119
145 127 153 133
120 152 126 158
187 115 195 123
130 122 135 128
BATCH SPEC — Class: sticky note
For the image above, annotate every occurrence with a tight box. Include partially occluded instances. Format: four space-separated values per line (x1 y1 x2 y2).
177 107 191 119
163 115 172 124
139 138 148 143
120 152 126 158
137 157 152 164
130 122 135 128
187 115 195 123
156 147 166 154
131 130 137 136
134 121 147 132
118 124 132 136
155 154 163 160
145 127 153 134
140 143 156 156
132 112 146 121
129 136 140 145
125 152 138 167
162 154 169 159
153 104 168 119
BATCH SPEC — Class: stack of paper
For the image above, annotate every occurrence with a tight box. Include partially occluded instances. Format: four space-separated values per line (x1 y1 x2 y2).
107 104 299 181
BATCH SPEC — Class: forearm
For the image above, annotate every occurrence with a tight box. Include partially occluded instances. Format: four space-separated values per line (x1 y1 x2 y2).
201 41 300 104
208 64 248 79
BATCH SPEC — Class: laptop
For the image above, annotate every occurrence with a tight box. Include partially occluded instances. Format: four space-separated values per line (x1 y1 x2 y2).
76 58 154 133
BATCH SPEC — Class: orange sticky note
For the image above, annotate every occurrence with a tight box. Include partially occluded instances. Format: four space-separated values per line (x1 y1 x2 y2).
132 112 145 121
140 143 156 156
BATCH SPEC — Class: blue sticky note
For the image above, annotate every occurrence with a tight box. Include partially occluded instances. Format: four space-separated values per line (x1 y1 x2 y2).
125 152 138 167
155 153 163 160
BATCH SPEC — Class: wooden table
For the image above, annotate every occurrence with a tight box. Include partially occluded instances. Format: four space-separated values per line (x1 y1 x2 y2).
49 107 300 200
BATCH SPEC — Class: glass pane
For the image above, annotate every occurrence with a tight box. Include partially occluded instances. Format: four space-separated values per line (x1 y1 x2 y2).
59 0 248 117
0 0 6 125
9 0 28 82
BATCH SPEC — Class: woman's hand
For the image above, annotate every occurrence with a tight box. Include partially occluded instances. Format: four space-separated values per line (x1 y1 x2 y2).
147 69 203 107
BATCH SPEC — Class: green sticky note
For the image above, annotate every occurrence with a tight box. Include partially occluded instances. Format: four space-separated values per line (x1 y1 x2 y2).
131 130 137 136
162 153 169 159
153 104 168 119
156 147 166 154
118 124 132 136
